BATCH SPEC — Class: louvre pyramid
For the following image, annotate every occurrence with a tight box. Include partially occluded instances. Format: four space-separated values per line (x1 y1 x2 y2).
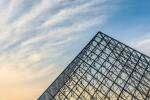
38 32 150 100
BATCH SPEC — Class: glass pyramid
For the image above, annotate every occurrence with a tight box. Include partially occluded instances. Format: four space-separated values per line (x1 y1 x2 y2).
38 32 150 100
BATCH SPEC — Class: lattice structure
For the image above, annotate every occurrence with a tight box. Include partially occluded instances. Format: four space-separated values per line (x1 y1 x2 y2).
38 32 150 100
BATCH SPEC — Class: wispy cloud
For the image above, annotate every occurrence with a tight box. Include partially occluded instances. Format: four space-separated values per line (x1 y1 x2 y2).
130 32 150 56
0 0 119 100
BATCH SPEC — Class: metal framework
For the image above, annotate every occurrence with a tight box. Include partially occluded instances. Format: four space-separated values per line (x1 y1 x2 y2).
38 32 150 100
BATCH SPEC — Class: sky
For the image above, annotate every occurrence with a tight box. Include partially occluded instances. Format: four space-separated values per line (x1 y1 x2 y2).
0 0 150 100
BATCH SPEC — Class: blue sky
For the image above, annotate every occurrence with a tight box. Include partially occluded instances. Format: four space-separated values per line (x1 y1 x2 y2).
102 0 150 39
0 0 150 100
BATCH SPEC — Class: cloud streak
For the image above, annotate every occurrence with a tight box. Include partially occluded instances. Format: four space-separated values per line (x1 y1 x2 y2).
130 32 150 56
0 0 119 100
